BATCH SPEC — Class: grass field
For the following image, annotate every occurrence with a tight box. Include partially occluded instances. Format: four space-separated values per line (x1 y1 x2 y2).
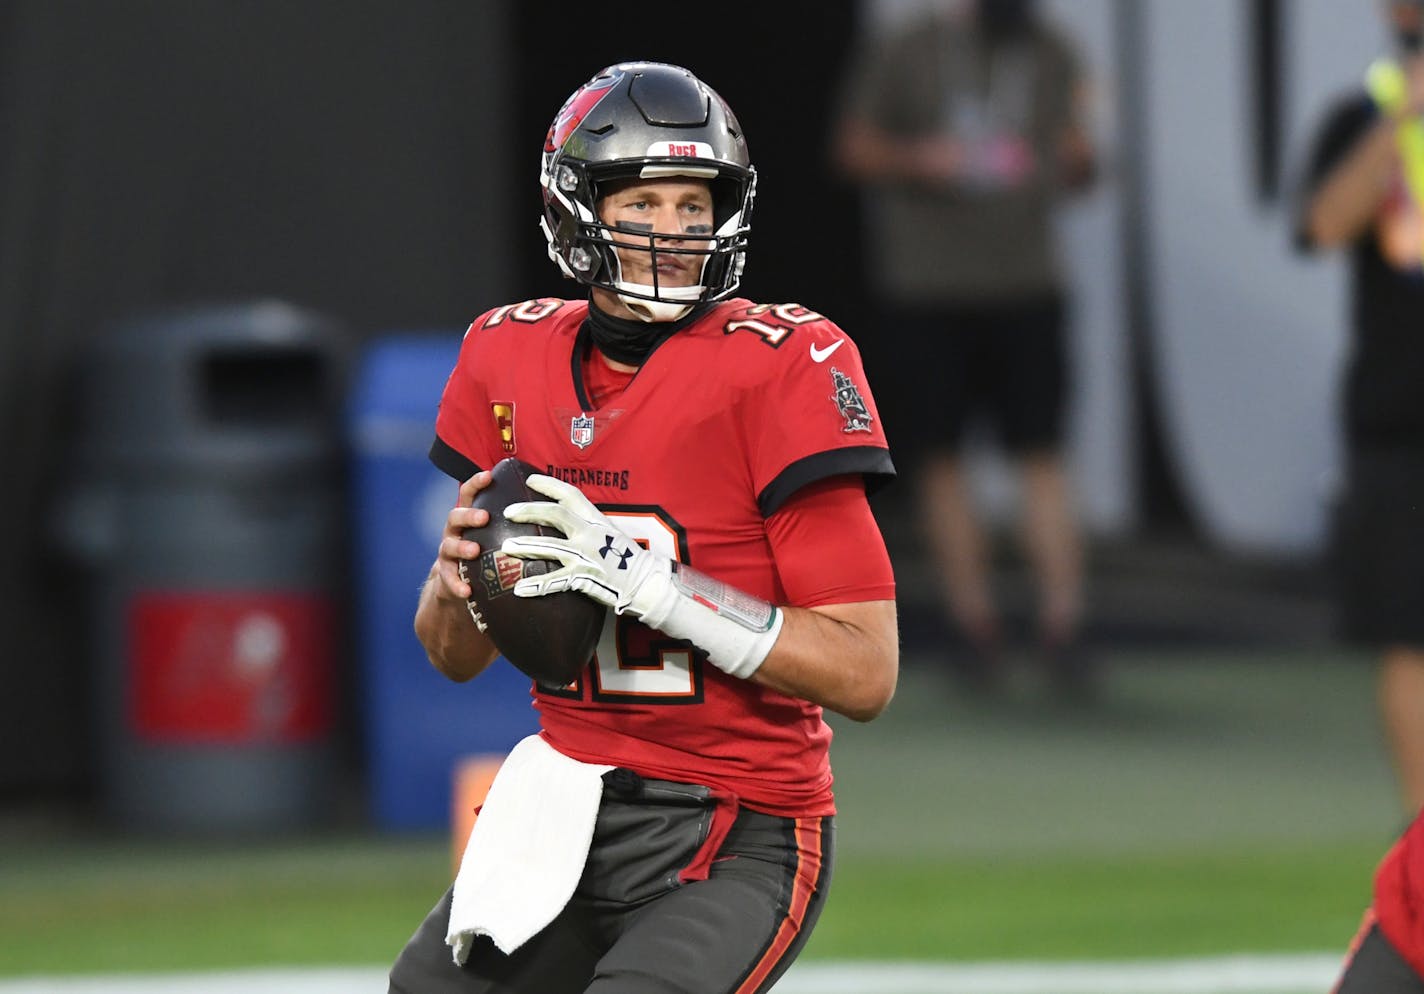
0 832 1382 974
0 649 1401 987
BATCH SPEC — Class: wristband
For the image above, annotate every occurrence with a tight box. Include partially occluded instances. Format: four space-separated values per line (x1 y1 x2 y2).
629 561 783 679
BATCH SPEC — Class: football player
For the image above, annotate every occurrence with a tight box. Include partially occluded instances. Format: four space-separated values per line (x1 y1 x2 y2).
388 62 899 994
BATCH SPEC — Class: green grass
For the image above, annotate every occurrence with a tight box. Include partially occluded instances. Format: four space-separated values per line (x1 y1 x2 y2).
0 834 451 974
0 650 1402 977
807 843 1380 961
0 832 1383 975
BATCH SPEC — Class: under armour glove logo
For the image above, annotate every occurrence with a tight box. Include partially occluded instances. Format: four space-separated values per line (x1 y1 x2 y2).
599 535 634 570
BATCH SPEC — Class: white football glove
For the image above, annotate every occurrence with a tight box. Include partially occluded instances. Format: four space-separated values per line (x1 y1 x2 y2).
501 474 782 679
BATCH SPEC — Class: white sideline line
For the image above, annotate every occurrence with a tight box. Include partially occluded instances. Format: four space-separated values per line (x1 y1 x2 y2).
0 954 1346 994
778 955 1346 992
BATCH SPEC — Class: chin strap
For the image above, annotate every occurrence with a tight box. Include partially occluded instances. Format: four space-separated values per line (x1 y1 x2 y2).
614 281 702 323
618 296 695 323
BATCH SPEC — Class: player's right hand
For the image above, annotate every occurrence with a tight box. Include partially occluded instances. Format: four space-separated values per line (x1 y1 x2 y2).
433 471 493 603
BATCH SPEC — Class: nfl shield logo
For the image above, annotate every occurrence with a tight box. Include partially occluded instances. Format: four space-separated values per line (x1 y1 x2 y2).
570 414 595 449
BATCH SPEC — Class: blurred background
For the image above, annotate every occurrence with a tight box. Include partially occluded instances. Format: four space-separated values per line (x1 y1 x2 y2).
0 0 1411 989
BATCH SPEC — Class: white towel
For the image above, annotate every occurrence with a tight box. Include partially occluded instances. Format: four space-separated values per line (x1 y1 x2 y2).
446 734 613 963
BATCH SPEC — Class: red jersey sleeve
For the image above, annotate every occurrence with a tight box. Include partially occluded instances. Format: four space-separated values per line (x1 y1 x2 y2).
430 314 502 480
766 476 896 607
737 306 894 516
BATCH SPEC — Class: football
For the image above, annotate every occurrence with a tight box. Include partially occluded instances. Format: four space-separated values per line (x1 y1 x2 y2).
458 457 605 687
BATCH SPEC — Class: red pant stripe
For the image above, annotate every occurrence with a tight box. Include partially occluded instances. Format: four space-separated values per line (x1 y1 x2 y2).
733 817 826 994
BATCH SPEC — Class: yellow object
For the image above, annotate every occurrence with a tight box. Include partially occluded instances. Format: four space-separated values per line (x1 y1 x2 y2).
1368 58 1409 117
1367 58 1424 265
451 753 506 875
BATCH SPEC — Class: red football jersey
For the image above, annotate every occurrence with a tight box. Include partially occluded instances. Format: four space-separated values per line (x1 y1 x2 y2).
431 296 895 816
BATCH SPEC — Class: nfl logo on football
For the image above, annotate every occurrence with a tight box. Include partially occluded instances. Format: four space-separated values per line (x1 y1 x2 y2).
570 414 595 449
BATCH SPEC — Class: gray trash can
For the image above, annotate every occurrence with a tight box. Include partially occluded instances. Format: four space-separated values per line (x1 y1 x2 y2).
81 300 348 833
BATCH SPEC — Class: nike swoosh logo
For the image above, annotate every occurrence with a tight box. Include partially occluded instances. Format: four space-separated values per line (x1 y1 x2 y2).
809 339 845 363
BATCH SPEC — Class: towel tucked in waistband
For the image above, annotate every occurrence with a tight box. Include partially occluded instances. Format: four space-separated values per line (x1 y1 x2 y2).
446 734 613 963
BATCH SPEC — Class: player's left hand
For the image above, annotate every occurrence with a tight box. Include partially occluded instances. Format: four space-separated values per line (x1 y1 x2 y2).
501 474 668 617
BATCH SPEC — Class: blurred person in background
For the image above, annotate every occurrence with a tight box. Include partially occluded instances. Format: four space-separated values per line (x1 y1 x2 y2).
832 0 1097 699
1296 0 1424 814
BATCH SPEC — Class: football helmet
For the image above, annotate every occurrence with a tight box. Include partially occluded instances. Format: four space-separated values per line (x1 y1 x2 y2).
540 62 756 322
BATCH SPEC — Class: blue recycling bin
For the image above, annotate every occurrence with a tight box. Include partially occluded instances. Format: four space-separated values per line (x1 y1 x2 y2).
348 332 539 830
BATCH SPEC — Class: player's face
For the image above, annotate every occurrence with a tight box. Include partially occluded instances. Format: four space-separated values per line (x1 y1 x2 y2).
596 177 715 290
